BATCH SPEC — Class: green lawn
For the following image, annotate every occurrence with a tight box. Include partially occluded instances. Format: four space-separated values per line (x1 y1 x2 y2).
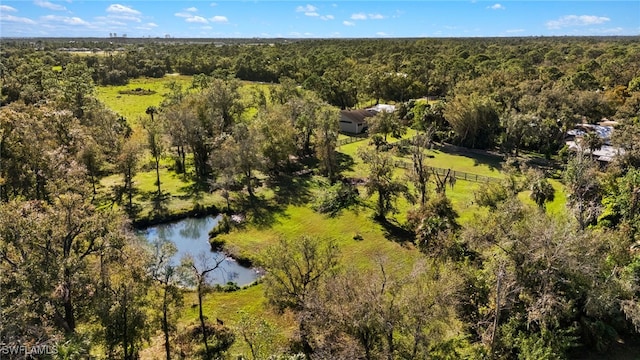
97 154 224 222
96 75 193 123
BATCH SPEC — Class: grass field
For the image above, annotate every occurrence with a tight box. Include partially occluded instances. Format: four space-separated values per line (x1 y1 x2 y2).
96 75 193 123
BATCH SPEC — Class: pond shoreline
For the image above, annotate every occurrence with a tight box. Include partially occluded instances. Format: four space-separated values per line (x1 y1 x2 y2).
135 209 260 284
131 204 220 229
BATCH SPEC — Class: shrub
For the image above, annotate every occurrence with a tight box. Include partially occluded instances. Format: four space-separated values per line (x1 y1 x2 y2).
314 182 360 217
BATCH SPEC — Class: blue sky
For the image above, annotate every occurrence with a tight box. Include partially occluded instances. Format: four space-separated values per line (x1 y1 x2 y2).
0 1 638 38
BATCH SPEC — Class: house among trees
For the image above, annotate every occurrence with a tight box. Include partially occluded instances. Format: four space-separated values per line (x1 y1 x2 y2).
339 104 396 134
566 122 625 163
339 109 375 134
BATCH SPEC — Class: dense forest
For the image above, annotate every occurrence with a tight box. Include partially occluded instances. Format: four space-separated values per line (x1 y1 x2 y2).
1 37 640 359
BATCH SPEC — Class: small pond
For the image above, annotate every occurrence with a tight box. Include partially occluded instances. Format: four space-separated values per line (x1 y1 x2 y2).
139 215 258 286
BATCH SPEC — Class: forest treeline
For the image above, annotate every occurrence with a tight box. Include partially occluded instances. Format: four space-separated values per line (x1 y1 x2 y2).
0 37 640 359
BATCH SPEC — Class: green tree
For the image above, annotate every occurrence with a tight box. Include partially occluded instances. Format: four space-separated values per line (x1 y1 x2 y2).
367 110 406 142
97 243 151 360
181 252 225 359
261 236 339 356
359 148 411 220
314 105 340 183
116 130 143 215
143 106 165 197
564 154 600 229
235 310 282 360
444 93 500 149
149 239 184 360
527 170 555 210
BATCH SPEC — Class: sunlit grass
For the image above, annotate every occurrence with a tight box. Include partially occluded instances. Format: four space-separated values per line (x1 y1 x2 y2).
96 75 193 123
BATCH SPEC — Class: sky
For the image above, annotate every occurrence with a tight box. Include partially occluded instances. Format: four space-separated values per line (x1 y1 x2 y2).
0 1 638 38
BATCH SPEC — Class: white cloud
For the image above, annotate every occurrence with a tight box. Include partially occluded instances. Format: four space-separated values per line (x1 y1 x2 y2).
42 14 89 25
320 14 334 20
505 28 524 33
376 31 388 36
0 5 18 13
0 14 37 24
296 4 317 13
343 20 355 26
186 16 208 24
210 15 228 23
146 22 158 27
175 12 190 18
34 0 66 11
305 12 319 17
488 3 505 10
106 4 141 15
546 15 610 29
351 13 385 20
186 7 198 12
210 2 217 6
202 25 213 30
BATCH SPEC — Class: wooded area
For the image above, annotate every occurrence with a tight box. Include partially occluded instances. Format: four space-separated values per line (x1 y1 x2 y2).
1 36 640 359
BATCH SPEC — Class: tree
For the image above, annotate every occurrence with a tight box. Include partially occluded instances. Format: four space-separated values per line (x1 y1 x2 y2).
564 153 600 229
527 169 555 210
313 258 462 359
97 242 151 360
501 111 535 156
116 130 143 215
463 200 633 357
261 236 339 355
216 123 262 199
580 132 604 158
314 105 340 182
60 61 95 119
235 310 282 360
254 105 297 176
0 191 137 346
149 239 183 360
444 93 500 149
359 148 411 220
407 194 459 256
181 252 225 359
143 106 165 197
367 110 406 142
78 139 103 199
409 131 433 206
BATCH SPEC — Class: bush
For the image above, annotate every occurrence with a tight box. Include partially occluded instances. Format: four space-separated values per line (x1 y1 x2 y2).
209 214 232 240
314 182 360 217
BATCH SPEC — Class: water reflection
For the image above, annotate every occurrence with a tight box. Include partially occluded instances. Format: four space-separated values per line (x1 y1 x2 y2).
139 215 258 286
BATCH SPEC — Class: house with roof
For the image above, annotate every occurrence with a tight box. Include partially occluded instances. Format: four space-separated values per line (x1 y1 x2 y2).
339 104 396 134
339 109 375 134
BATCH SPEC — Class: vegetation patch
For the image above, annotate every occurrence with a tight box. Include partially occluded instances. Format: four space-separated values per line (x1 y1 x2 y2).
118 87 157 96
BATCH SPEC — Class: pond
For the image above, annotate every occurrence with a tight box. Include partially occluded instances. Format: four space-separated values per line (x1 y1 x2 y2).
139 215 258 286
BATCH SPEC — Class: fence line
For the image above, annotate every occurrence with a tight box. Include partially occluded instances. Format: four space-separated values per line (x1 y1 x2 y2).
394 159 500 183
336 135 367 147
337 134 500 183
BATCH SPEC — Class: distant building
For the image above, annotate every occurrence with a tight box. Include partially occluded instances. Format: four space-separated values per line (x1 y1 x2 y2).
566 123 624 163
339 109 374 134
366 104 396 113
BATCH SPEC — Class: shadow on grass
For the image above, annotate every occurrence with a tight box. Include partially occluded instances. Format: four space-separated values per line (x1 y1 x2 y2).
235 193 288 230
378 217 415 244
435 143 504 172
337 151 356 174
178 180 209 201
266 173 314 207
137 190 171 217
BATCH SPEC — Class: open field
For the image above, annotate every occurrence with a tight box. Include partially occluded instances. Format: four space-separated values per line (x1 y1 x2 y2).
96 75 192 122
